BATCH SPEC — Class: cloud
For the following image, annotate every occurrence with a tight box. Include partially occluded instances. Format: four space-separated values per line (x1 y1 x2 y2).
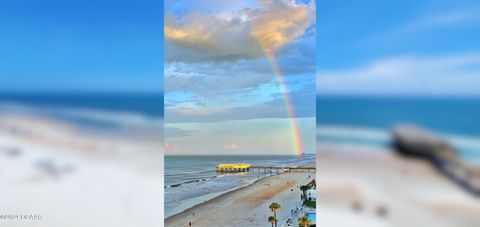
165 83 315 122
224 143 243 150
317 52 480 96
164 127 194 138
367 8 480 43
164 35 315 97
164 0 315 62
397 9 480 33
250 0 315 56
164 142 182 152
164 61 273 95
164 117 316 155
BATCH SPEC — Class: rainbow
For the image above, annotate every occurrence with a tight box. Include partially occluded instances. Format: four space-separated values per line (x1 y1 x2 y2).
254 38 304 157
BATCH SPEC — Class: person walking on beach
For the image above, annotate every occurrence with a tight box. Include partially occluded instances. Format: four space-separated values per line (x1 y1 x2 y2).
189 221 192 227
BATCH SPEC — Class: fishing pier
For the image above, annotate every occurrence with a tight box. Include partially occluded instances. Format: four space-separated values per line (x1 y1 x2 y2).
216 163 315 173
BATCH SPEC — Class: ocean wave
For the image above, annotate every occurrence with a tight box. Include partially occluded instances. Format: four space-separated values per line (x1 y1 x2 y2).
164 174 267 218
55 108 162 128
0 101 162 129
165 175 218 188
445 134 480 150
317 125 390 141
317 125 480 156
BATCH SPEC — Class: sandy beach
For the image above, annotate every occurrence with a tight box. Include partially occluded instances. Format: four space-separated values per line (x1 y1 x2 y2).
0 113 164 227
165 170 314 227
316 142 480 227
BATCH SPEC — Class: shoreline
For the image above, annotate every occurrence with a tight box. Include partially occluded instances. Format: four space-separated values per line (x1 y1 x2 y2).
165 172 278 219
165 169 314 226
164 156 316 219
165 172 275 218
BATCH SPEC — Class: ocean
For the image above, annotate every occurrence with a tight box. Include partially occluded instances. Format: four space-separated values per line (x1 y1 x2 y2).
316 96 480 164
0 93 163 137
164 154 316 218
0 93 163 116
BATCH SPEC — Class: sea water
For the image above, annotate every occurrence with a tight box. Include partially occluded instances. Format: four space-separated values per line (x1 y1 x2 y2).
164 154 315 218
317 96 480 164
0 93 163 136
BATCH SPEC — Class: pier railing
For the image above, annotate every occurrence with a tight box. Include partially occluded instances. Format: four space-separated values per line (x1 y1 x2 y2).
249 166 315 173
216 165 315 173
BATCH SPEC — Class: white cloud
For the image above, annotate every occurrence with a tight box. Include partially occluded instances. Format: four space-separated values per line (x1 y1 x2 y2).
164 127 194 138
224 143 243 150
317 52 480 96
166 83 315 123
164 61 273 95
368 8 480 43
164 142 182 152
165 117 316 155
165 0 315 62
397 9 480 33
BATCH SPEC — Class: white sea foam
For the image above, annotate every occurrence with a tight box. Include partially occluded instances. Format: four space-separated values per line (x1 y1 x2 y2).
55 107 162 127
317 124 480 163
445 134 480 150
317 125 390 142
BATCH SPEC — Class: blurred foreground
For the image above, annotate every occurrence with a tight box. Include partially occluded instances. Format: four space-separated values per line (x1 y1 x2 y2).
316 127 480 227
0 100 164 227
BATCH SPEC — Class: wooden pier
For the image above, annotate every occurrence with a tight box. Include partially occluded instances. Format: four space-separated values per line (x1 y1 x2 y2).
249 166 316 173
216 163 315 173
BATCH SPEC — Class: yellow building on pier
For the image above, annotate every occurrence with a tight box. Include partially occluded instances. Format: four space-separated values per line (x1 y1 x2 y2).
216 163 250 173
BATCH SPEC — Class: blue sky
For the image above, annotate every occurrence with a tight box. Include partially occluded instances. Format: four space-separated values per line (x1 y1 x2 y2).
164 0 316 155
3 0 479 95
317 0 480 96
0 0 164 93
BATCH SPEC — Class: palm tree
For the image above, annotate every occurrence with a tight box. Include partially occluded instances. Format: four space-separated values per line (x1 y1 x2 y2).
298 215 310 227
300 185 309 191
269 202 281 227
300 185 309 200
268 216 277 227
